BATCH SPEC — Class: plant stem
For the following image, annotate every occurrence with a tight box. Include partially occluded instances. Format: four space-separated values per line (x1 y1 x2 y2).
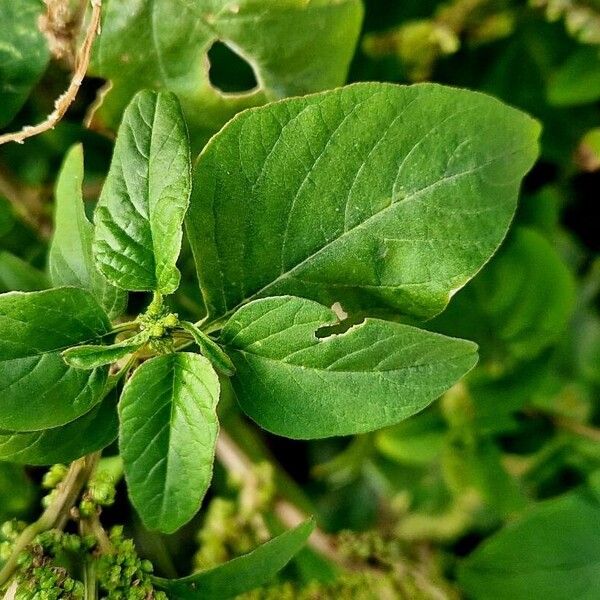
79 519 98 600
0 453 99 587
215 431 343 566
0 0 103 147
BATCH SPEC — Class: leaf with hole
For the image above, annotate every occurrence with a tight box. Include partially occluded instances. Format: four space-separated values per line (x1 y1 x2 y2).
119 352 220 533
49 144 126 318
93 90 191 294
88 0 363 149
221 296 478 438
187 82 540 326
0 287 110 431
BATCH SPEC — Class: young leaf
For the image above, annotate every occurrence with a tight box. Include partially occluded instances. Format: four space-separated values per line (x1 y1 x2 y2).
180 321 235 376
153 519 314 599
62 332 148 370
187 82 540 326
0 0 49 127
88 0 363 148
119 352 219 533
458 488 600 600
93 90 192 294
0 392 118 465
49 144 126 318
221 296 478 438
0 287 110 431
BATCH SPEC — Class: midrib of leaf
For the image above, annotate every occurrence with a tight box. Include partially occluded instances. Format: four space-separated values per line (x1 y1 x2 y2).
203 142 528 332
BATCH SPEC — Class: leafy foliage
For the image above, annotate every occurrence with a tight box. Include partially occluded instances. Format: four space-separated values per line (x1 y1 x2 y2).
0 0 598 597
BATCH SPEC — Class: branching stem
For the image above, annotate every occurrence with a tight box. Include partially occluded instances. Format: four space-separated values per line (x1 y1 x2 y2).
0 0 103 147
0 453 99 587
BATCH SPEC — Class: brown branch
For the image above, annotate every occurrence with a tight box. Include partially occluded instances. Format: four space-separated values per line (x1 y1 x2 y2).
0 0 102 147
553 414 600 443
215 430 344 566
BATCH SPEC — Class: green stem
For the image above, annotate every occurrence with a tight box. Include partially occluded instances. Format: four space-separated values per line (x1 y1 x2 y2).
80 520 98 600
0 454 99 587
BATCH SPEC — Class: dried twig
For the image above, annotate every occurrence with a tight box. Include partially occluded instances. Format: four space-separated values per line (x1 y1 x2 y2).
215 430 343 565
0 0 102 147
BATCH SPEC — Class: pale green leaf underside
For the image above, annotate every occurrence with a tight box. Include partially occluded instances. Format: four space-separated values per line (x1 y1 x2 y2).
459 489 600 600
0 0 49 128
188 82 541 327
154 519 314 599
49 144 126 318
0 288 110 431
181 320 235 375
119 352 219 533
93 90 191 294
62 333 147 370
88 0 363 148
221 296 478 438
0 392 118 465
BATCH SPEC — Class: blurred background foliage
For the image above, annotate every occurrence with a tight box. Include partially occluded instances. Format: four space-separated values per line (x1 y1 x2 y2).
1 0 599 598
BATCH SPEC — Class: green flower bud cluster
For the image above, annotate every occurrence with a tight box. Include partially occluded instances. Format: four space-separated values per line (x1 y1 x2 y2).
13 538 84 600
41 465 68 491
96 527 166 600
195 462 275 570
138 298 181 354
0 520 26 563
40 465 69 510
238 572 397 600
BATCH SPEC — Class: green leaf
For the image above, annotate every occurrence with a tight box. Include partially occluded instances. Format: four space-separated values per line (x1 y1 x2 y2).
0 463 35 521
88 0 363 149
428 227 576 361
49 144 126 318
0 287 110 431
548 46 600 107
153 519 314 599
0 392 118 465
187 83 540 327
62 333 148 370
180 321 235 376
0 251 49 292
0 0 49 128
458 488 600 600
93 90 192 294
221 296 478 438
119 352 219 533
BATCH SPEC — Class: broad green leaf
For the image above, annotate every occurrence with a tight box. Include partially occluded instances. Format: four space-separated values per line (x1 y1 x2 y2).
49 144 126 318
428 227 576 361
221 296 478 438
0 0 49 128
0 463 35 521
0 251 49 292
0 287 110 431
62 333 148 370
93 90 192 294
459 488 600 600
187 83 540 327
181 321 235 376
119 352 219 533
0 392 118 465
153 519 314 598
548 46 600 107
88 0 363 149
